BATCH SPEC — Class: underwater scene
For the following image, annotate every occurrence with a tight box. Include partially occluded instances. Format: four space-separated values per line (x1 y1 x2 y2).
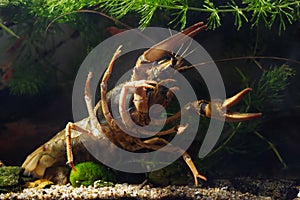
0 1 300 199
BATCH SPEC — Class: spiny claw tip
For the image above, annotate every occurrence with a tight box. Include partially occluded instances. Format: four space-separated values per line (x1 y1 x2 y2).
199 175 207 181
222 87 254 109
225 112 262 122
244 87 252 92
66 162 77 171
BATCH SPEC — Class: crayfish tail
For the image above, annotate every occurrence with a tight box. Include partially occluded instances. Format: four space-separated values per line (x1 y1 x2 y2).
22 145 57 177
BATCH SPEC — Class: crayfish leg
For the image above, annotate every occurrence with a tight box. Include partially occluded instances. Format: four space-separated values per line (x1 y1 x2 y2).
65 122 99 171
65 122 76 171
182 152 207 186
143 137 207 186
119 80 156 127
100 45 122 129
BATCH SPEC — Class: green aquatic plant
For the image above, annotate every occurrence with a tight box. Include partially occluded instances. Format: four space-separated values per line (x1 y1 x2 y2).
1 0 299 95
0 1 103 95
0 1 58 95
13 0 300 33
249 64 296 111
101 0 300 32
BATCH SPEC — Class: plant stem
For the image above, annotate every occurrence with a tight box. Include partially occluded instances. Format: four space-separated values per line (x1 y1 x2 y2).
0 22 20 39
206 122 242 158
254 131 287 169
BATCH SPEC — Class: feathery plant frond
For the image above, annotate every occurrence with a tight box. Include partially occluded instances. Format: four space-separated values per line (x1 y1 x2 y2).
1 0 298 95
237 64 296 112
202 0 221 30
97 0 300 32
243 0 299 33
98 0 189 30
11 0 299 33
7 62 54 95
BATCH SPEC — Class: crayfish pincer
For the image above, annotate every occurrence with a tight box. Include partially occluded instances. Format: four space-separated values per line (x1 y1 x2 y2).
22 21 261 186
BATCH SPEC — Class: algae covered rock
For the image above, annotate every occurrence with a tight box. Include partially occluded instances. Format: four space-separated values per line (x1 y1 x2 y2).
148 159 193 186
0 166 23 193
69 162 116 187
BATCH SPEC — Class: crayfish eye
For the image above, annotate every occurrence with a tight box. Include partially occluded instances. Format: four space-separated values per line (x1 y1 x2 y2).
198 101 210 117
171 57 177 66
152 61 159 66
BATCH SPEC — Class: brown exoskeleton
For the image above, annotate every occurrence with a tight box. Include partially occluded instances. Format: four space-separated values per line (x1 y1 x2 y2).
22 22 262 186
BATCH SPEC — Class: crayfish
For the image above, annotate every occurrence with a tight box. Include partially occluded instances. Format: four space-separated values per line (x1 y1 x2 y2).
22 21 261 186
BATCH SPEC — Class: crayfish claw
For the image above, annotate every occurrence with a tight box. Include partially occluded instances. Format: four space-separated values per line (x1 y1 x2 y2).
142 22 207 63
196 88 262 122
221 88 262 122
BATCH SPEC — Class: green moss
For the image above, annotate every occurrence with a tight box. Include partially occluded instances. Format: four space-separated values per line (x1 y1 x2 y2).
69 162 116 187
0 166 23 193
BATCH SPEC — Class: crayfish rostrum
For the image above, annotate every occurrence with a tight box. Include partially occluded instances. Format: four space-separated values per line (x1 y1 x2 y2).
22 22 261 186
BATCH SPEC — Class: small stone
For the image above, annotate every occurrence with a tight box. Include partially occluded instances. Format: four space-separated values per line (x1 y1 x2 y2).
24 179 54 189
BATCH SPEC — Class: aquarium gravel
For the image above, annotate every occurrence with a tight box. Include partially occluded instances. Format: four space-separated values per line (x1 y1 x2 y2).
0 183 272 200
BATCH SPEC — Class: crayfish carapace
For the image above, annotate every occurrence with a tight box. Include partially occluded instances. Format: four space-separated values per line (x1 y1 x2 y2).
22 21 262 186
